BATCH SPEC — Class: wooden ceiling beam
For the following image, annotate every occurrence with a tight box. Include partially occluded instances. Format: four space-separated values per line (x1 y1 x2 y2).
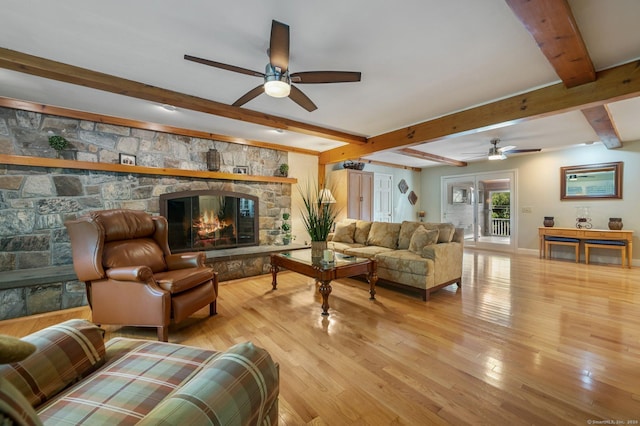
397 148 467 167
356 158 422 172
505 0 596 88
0 47 367 146
581 105 622 149
319 60 640 165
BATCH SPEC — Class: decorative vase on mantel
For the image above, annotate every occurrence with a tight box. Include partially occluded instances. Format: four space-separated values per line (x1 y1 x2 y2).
608 217 623 230
311 240 328 261
543 216 554 227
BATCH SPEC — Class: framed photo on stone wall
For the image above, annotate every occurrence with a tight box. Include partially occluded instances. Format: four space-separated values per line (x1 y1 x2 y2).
119 153 136 166
233 166 248 174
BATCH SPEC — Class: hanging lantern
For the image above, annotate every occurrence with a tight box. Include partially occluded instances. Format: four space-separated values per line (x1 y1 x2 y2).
207 149 220 171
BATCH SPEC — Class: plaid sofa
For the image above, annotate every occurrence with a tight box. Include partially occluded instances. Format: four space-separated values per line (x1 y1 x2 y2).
328 220 464 301
0 319 279 425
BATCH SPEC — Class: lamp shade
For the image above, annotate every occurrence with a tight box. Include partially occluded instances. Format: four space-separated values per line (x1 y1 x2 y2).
318 188 336 204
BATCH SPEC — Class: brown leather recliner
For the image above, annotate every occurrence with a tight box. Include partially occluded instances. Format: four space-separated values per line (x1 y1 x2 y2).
65 209 218 342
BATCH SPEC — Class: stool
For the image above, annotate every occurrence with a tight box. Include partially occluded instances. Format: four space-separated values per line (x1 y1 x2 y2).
584 239 627 267
544 236 580 263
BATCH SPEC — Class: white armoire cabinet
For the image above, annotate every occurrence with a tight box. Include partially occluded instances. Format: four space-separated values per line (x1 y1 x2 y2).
332 169 374 222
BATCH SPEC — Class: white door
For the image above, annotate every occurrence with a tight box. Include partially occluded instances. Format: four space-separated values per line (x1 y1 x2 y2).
374 173 393 222
442 170 516 252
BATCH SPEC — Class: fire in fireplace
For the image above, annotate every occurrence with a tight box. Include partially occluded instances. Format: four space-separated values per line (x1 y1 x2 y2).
160 190 259 252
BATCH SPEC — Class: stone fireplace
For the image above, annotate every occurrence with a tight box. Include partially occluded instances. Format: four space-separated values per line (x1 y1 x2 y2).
160 190 259 252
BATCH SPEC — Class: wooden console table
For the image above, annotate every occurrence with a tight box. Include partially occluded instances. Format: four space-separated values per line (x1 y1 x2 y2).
538 227 633 268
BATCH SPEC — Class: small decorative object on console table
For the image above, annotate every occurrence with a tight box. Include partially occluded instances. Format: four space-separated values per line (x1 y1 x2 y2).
299 181 339 261
575 207 592 229
608 217 623 230
543 216 555 227
418 211 426 222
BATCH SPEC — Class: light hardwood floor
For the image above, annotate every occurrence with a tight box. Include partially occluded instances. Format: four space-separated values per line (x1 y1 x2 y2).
1 250 639 425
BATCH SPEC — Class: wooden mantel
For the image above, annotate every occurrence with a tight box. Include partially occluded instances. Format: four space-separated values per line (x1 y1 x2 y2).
0 154 297 184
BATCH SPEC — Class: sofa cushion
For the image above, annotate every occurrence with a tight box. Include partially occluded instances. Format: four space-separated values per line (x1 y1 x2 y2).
409 227 439 254
0 319 106 408
366 222 401 249
344 246 395 259
375 250 431 276
354 220 373 245
328 241 365 253
398 221 423 250
332 221 356 243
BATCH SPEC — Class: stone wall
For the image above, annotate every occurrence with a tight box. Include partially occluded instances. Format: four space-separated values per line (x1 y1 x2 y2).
0 106 292 319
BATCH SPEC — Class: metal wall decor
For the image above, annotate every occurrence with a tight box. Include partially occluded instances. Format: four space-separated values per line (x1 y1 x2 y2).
408 190 418 205
398 179 408 194
207 149 220 171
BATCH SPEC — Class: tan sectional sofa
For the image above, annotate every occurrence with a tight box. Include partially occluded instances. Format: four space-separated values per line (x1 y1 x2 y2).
328 220 464 301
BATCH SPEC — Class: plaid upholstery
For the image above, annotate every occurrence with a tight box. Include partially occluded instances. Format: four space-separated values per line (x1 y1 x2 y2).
37 339 279 425
1 321 279 425
0 377 42 426
138 342 279 426
0 319 105 408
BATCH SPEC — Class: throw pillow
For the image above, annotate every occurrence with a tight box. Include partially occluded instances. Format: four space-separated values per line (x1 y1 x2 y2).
354 220 373 245
398 221 423 250
332 221 356 243
409 227 439 254
0 335 36 364
436 223 455 243
366 222 401 249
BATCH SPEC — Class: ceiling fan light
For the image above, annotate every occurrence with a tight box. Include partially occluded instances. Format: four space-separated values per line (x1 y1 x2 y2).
264 64 291 98
488 146 506 160
264 80 291 97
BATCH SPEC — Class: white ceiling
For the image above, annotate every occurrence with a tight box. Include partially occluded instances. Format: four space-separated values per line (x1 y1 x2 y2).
1 0 639 167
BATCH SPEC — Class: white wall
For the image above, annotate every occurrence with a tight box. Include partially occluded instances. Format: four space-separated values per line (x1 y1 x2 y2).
420 140 640 260
289 152 319 245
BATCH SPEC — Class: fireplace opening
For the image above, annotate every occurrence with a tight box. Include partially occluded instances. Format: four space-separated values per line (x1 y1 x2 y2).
160 190 259 252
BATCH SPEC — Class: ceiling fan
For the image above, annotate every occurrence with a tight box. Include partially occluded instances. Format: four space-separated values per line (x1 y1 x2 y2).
184 20 362 112
487 138 541 160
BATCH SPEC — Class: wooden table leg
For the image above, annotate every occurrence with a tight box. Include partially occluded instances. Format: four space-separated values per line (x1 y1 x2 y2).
368 262 377 300
318 279 332 316
270 264 279 290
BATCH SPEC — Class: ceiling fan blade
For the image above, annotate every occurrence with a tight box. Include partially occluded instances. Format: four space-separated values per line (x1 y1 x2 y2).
498 145 516 152
184 55 264 78
289 85 317 112
506 148 542 154
232 85 265 107
269 20 289 71
290 71 362 84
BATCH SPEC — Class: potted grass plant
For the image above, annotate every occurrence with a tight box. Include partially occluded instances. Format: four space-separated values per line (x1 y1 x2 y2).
298 180 339 259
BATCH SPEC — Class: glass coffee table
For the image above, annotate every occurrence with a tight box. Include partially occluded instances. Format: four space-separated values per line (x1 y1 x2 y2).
270 249 377 316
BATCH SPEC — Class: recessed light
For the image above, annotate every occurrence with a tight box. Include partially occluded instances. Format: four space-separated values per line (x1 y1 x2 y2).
273 129 285 134
161 104 177 112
